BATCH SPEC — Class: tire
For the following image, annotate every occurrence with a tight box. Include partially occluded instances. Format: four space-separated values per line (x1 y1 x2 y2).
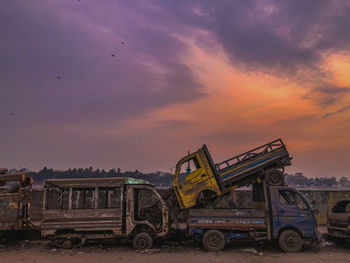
266 169 284 186
202 230 225 252
133 232 153 250
278 230 303 252
62 239 72 249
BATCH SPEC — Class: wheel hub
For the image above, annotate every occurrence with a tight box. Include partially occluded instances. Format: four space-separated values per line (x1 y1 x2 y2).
138 239 147 249
286 236 297 247
209 235 220 247
270 173 280 184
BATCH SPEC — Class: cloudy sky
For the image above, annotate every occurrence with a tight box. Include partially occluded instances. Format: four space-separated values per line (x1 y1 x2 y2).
1 0 350 178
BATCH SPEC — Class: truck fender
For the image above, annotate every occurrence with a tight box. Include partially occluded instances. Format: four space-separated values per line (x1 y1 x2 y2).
278 226 303 240
130 224 156 237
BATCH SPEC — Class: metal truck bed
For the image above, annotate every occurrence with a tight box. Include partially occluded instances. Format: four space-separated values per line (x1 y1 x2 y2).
0 172 33 231
216 139 291 190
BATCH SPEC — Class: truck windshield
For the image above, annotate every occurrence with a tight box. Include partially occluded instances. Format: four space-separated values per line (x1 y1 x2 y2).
135 189 163 230
279 190 307 210
178 157 201 184
332 200 350 213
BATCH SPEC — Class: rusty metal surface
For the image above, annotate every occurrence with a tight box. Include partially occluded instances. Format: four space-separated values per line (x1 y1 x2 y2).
0 172 33 231
41 177 169 243
125 184 169 238
45 177 153 189
42 178 125 239
42 209 123 234
189 208 265 217
327 199 350 238
45 178 126 188
300 190 350 225
188 208 266 232
0 169 8 174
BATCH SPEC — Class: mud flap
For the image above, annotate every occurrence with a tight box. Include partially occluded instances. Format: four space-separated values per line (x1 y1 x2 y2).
314 228 322 243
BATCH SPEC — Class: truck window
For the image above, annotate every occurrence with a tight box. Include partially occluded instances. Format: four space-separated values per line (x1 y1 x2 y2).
72 188 95 209
45 188 61 210
98 188 121 209
178 157 201 184
61 188 69 210
135 189 162 228
279 190 307 210
332 200 350 213
346 203 350 213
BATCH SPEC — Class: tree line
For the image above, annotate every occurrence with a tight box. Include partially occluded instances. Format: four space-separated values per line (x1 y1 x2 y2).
25 167 172 187
10 167 349 189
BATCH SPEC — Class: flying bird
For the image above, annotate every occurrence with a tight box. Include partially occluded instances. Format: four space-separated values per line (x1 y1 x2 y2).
56 76 61 79
10 113 15 116
111 54 116 57
121 41 125 46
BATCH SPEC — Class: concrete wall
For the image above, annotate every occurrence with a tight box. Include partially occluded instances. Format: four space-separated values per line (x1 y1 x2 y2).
300 190 350 225
29 189 350 225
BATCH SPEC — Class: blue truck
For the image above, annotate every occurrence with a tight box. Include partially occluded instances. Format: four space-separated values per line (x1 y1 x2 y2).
186 183 321 252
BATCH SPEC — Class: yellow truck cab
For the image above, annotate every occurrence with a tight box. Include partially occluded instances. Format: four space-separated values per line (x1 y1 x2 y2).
172 139 291 209
173 146 220 209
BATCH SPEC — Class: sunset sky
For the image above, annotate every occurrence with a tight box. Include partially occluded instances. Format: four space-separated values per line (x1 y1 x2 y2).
1 0 350 178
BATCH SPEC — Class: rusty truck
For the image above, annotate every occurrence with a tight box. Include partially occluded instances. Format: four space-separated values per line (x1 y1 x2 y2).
327 200 350 240
41 177 169 249
39 176 320 252
187 182 321 252
171 139 292 209
0 169 33 231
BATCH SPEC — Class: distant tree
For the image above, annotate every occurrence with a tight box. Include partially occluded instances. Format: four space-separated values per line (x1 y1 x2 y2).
339 177 349 186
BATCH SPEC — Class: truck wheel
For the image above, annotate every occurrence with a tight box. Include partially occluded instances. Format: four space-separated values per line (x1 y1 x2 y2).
266 169 284 186
202 230 225 252
278 230 302 252
62 239 72 249
133 232 153 250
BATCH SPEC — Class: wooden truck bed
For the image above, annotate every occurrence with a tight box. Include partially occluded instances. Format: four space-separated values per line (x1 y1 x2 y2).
188 208 267 230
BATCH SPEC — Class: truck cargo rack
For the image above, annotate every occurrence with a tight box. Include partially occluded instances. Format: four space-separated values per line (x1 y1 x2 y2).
215 139 287 173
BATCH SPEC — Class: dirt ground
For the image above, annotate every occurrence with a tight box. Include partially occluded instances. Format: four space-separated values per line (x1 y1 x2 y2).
1 237 350 263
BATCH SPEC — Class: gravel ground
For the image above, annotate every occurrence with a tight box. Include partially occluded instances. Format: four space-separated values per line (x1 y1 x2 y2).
0 233 350 263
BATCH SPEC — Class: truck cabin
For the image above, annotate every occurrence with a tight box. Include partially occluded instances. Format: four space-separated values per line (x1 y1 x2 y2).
0 170 33 231
41 177 168 246
327 200 350 239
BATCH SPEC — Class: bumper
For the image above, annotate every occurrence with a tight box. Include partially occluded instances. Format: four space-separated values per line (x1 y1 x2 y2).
328 227 350 239
302 228 322 247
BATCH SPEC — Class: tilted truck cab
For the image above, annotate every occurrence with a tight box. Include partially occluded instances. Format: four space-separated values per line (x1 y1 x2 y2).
172 139 292 209
173 146 220 210
41 177 169 249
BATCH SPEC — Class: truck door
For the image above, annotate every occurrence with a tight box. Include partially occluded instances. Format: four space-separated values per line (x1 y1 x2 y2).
175 152 214 208
126 185 168 236
271 187 316 239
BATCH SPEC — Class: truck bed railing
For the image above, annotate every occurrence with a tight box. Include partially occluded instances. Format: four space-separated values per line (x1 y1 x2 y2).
215 139 286 172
